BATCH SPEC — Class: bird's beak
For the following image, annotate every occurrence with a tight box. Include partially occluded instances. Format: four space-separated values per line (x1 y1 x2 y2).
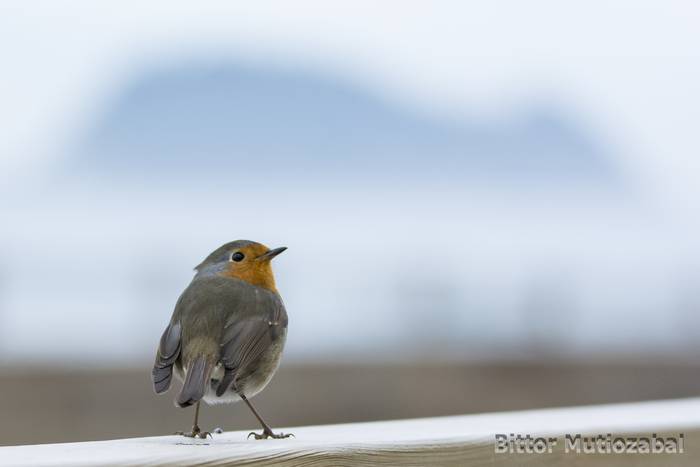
257 247 287 261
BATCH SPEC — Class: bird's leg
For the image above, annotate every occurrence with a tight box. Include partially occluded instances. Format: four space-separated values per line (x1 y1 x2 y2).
176 401 212 439
241 393 293 440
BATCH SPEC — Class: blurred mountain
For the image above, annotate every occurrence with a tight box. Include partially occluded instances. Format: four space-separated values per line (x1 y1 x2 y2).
72 62 618 185
2 60 657 365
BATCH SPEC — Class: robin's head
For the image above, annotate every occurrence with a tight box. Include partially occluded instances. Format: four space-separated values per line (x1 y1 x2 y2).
195 240 286 291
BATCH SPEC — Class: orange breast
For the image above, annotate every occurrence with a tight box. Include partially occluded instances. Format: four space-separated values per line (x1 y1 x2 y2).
220 262 277 292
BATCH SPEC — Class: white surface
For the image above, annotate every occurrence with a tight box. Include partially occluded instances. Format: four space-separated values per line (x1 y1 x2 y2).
2 398 699 466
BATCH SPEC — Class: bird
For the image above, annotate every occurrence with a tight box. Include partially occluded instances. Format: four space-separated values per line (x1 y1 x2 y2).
151 240 291 439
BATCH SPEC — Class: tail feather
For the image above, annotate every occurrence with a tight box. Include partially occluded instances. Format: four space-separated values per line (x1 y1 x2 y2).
216 368 236 397
176 357 212 408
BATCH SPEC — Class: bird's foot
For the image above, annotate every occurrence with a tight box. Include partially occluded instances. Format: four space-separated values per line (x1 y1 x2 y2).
248 428 294 440
175 425 212 439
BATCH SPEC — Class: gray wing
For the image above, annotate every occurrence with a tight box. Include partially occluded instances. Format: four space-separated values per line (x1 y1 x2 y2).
151 321 181 394
215 289 287 397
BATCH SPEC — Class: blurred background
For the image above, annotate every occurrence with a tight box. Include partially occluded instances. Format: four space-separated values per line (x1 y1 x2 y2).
2 1 700 446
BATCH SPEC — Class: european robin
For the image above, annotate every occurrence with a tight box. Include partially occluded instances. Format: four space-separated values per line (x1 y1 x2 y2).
152 240 291 439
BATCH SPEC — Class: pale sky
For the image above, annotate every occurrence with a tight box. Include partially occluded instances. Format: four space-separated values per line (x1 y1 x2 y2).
2 1 700 362
1 1 699 220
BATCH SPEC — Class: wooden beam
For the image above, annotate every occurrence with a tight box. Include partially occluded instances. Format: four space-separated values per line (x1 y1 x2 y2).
3 398 699 466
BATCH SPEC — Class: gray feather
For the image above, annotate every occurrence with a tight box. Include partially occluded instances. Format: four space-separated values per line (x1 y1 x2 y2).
155 274 288 405
215 285 286 397
151 321 181 394
176 356 212 407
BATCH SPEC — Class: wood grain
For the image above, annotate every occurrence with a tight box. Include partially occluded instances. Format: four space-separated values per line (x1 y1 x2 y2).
2 398 699 466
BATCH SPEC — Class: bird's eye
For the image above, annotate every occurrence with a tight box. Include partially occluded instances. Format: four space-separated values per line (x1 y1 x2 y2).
230 252 245 262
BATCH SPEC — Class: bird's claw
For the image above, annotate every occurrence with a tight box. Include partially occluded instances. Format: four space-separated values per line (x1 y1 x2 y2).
248 429 294 440
175 426 213 439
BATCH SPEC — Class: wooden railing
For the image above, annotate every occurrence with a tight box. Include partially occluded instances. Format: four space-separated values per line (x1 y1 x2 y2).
2 398 699 466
